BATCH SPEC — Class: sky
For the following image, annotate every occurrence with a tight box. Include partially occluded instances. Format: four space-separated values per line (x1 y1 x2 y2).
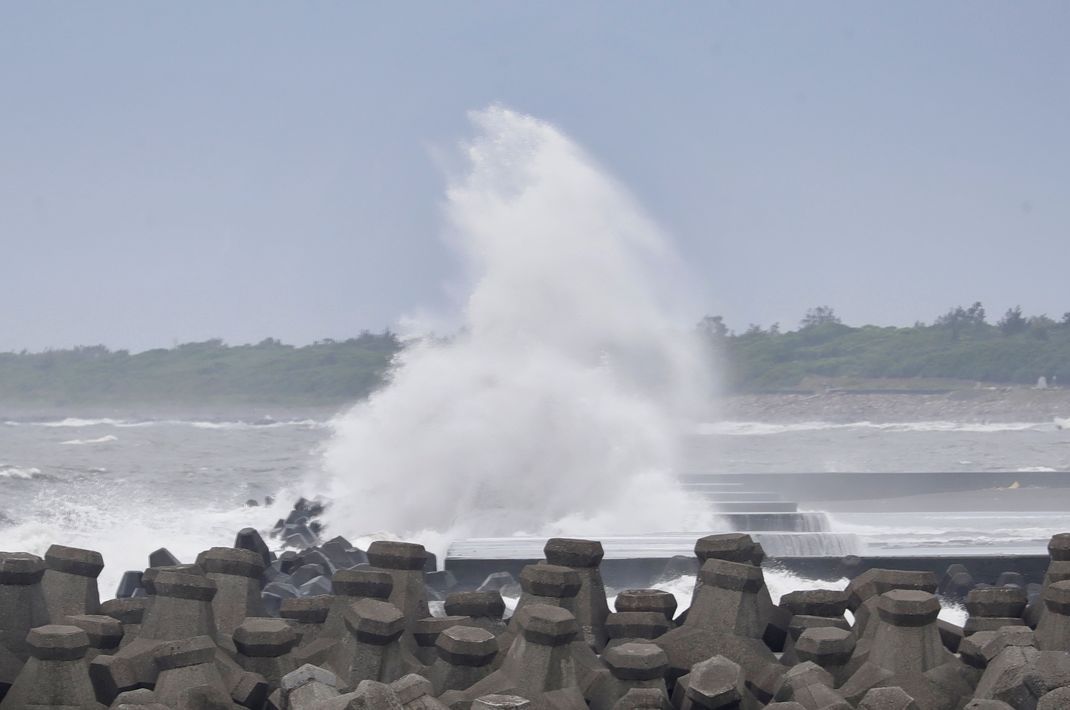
2 2 1068 352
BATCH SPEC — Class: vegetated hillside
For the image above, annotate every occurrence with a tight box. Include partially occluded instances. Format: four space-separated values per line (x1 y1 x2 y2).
704 304 1070 392
0 332 401 405
5 304 1070 404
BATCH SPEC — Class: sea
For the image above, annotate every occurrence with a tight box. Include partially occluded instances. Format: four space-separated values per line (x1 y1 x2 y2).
2 402 1069 609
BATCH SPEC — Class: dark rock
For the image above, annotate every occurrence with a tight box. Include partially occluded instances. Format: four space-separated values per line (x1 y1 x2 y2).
235 527 272 568
261 561 291 587
278 550 300 575
147 548 181 568
298 575 333 597
264 581 300 600
115 571 144 599
261 591 283 617
291 564 327 588
295 548 335 575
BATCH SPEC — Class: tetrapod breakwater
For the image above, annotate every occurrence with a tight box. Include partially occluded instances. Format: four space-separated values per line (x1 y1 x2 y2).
3 494 1070 708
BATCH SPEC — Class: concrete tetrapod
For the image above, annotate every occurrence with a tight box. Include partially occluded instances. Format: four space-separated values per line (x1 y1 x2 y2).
324 597 420 689
654 559 783 702
544 538 611 651
0 624 100 710
586 642 669 710
1035 580 1070 652
0 552 50 662
964 587 1027 635
839 590 972 710
195 546 266 640
41 545 104 621
367 541 431 653
430 624 498 699
445 604 588 710
445 591 507 638
671 654 744 710
233 617 299 687
391 673 450 710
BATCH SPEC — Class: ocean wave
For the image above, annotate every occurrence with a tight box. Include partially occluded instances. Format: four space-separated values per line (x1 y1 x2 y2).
61 435 118 446
697 420 1048 436
0 465 43 479
7 417 326 431
186 419 324 430
1016 466 1058 472
38 417 126 428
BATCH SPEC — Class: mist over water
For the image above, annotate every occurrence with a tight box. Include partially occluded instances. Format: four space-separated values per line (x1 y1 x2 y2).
316 106 718 549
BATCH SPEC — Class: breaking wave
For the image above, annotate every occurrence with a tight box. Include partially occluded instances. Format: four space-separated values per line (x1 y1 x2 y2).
0 465 43 480
699 420 1051 436
315 106 717 552
61 434 119 446
4 417 325 431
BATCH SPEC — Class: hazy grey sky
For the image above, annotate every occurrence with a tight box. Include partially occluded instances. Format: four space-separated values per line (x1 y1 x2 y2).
3 2 1068 352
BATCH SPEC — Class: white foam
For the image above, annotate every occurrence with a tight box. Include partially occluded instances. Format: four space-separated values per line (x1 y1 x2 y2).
611 571 969 626
10 417 325 431
699 420 1048 436
38 417 126 428
1016 466 1057 472
61 434 119 445
315 106 716 549
186 419 324 431
0 490 295 599
0 465 42 479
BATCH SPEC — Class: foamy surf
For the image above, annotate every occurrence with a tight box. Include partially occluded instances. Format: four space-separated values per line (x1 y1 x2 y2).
0 489 296 599
61 434 119 445
0 465 43 479
698 420 1051 436
314 105 717 546
5 417 326 430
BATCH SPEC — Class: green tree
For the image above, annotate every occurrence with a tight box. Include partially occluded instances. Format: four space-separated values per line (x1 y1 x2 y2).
998 306 1027 336
800 306 841 329
934 302 987 340
696 315 729 342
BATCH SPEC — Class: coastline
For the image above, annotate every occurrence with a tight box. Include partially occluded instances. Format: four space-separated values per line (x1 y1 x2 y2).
723 387 1070 424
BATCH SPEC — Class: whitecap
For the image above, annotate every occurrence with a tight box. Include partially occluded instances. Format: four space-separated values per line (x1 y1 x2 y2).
698 420 1047 436
38 417 127 428
188 419 324 431
0 465 43 479
61 435 118 446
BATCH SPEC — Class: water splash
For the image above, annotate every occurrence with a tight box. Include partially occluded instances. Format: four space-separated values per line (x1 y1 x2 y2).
316 106 717 552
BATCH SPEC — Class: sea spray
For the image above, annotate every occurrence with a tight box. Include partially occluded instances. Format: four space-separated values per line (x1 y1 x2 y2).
316 106 718 552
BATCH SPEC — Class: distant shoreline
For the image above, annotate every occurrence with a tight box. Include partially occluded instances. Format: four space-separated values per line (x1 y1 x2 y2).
4 379 1069 426
724 384 1070 423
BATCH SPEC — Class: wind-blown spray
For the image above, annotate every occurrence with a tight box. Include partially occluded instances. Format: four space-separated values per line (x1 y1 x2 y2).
317 106 717 550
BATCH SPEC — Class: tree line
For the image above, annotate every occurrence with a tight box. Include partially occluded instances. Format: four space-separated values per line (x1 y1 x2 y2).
701 304 1070 391
3 302 1069 405
0 332 400 406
